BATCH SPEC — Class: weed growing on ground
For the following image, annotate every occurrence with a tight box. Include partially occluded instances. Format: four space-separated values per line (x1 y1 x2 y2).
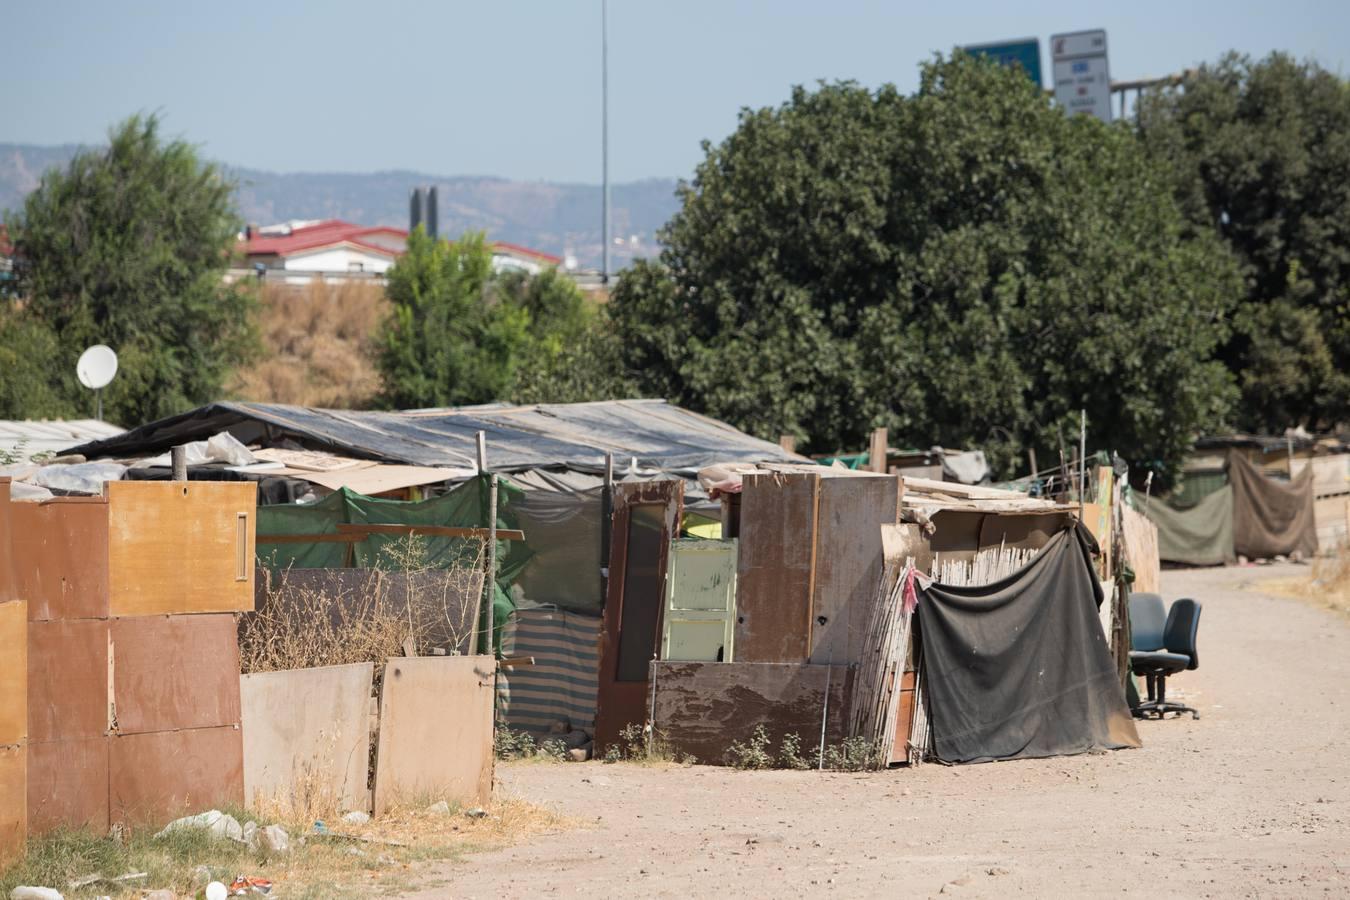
823 736 885 772
727 725 775 770
778 732 813 770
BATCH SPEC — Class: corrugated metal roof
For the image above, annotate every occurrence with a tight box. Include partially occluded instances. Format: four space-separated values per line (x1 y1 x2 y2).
0 419 126 460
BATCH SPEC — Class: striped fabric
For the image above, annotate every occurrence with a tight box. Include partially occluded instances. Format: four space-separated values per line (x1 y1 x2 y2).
497 608 602 736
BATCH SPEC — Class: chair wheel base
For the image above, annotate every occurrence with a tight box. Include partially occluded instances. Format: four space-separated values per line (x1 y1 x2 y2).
1132 700 1199 721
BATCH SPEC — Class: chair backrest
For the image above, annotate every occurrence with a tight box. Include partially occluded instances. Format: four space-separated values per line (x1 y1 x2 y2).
1163 598 1202 670
1129 592 1167 652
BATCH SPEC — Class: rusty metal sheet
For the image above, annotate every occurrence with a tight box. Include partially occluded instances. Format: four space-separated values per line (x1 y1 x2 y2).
733 473 819 663
809 476 900 665
11 497 111 621
109 726 244 828
241 662 373 814
0 744 24 867
27 737 109 834
107 481 255 617
110 614 241 735
0 601 26 745
649 661 853 766
28 619 109 743
373 656 494 815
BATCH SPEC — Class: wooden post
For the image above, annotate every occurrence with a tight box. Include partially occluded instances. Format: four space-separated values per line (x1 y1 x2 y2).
779 434 796 454
476 431 487 474
1027 448 1039 481
601 452 614 608
868 428 888 474
1079 409 1087 517
171 445 187 482
486 474 498 657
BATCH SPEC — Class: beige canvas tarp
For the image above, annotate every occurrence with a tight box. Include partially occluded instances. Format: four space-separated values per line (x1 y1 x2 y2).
1229 452 1318 559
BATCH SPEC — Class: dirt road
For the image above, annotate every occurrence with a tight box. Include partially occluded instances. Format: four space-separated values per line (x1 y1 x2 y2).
412 564 1350 898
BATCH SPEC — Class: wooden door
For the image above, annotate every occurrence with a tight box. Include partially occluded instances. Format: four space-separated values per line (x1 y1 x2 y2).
662 538 737 663
594 480 683 752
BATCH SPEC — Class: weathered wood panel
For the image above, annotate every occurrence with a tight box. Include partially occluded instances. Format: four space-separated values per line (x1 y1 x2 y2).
10 497 110 621
109 726 244 827
241 663 373 813
28 619 109 743
107 481 255 617
810 476 900 665
0 744 24 867
373 656 494 815
111 614 241 735
1312 495 1348 550
0 601 25 745
0 480 14 606
27 737 109 834
1120 504 1161 595
734 473 819 663
649 661 853 766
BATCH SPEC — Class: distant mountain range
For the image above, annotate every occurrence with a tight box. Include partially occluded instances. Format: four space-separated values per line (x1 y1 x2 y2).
0 143 682 270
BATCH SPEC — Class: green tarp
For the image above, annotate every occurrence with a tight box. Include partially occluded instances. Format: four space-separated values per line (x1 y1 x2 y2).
1138 485 1236 566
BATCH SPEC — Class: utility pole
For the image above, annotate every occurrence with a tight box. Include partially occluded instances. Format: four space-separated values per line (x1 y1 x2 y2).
601 0 611 284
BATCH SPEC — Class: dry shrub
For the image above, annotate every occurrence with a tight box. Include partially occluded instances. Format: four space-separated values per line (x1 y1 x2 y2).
240 535 489 674
230 276 389 407
1266 547 1350 618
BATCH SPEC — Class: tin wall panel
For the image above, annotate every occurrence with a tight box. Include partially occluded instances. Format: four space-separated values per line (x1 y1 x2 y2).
111 614 241 735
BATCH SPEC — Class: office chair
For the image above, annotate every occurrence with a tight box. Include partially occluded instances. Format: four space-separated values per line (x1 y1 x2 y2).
1128 592 1202 720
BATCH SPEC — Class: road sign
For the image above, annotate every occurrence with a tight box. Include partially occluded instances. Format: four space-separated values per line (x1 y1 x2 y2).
964 38 1042 88
1051 29 1112 123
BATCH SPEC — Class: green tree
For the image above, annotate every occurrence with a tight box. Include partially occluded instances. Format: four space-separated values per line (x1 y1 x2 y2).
609 54 1241 479
9 114 256 423
0 308 74 420
1138 52 1350 431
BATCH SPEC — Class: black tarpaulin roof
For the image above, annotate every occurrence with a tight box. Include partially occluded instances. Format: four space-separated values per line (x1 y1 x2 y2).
64 399 804 475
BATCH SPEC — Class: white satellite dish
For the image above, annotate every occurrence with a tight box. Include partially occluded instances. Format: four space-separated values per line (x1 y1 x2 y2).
76 344 118 420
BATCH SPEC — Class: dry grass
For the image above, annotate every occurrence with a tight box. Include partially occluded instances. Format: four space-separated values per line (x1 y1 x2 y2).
229 277 388 407
1266 548 1350 618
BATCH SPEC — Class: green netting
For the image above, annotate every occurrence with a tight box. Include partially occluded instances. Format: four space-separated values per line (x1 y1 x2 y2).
255 476 531 652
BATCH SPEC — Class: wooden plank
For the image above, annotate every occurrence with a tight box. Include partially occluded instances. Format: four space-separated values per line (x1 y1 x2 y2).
0 744 24 867
734 473 819 663
27 737 110 834
901 476 1032 500
0 600 26 745
809 476 900 665
241 662 373 814
254 532 364 545
336 523 526 541
373 656 495 815
28 619 109 743
10 497 111 621
110 614 241 735
107 481 255 617
109 726 244 827
868 428 889 474
649 661 853 766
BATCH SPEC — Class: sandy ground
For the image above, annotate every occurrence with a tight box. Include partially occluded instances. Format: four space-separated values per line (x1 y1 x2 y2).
409 563 1350 899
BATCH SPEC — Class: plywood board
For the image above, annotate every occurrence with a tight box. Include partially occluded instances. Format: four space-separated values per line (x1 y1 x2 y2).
0 744 24 867
109 726 244 828
810 476 899 665
28 619 109 743
107 481 255 617
27 737 109 834
111 614 241 735
0 600 27 744
1291 454 1350 499
0 480 15 605
734 473 819 663
241 663 373 813
373 656 494 815
649 661 853 766
1313 495 1349 550
10 497 110 621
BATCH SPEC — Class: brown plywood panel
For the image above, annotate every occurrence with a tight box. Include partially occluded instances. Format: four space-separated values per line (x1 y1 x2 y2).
0 744 24 867
649 661 853 766
0 480 14 605
28 619 109 743
27 737 109 834
11 498 110 621
241 663 373 814
977 512 1074 551
373 657 494 815
107 481 255 617
110 614 241 735
109 726 244 828
810 476 900 665
0 600 26 744
734 473 819 663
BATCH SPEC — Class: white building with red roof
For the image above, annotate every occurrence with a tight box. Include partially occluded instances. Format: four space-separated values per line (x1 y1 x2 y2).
237 219 563 282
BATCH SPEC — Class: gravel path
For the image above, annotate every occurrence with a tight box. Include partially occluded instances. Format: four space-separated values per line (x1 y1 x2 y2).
409 563 1350 898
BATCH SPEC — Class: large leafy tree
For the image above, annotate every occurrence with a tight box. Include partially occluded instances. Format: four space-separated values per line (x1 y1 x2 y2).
9 114 256 423
609 54 1241 478
1139 53 1350 431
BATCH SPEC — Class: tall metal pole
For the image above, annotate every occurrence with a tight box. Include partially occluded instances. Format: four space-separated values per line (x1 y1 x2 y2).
601 0 611 284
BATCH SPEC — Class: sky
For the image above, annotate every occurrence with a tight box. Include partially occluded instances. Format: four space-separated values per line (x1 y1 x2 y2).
5 0 1347 184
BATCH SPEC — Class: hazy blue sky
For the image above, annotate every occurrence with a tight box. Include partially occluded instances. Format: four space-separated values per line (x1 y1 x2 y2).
6 1 1347 183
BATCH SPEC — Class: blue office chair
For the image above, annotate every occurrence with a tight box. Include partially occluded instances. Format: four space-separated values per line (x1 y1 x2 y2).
1128 592 1202 720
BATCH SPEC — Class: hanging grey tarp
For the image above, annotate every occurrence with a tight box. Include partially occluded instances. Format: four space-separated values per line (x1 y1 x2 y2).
918 526 1141 764
513 488 605 612
1228 452 1318 559
1138 486 1236 566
